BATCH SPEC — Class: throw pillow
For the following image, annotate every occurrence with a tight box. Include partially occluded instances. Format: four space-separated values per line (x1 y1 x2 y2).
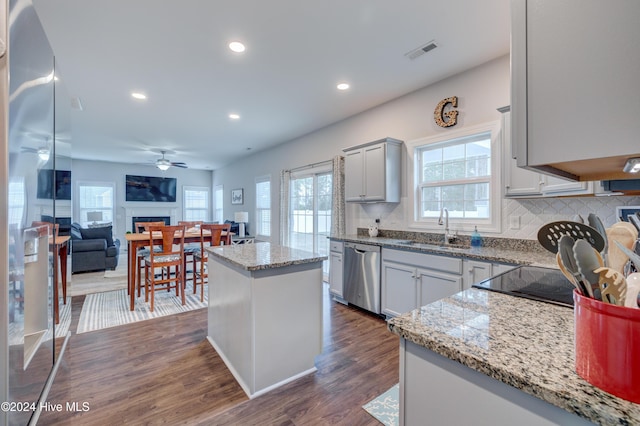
80 225 114 247
70 223 83 241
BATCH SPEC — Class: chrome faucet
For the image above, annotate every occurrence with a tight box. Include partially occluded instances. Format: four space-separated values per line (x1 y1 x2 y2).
438 207 456 244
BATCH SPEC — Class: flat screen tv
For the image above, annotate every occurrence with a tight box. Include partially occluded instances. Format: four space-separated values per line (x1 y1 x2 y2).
37 169 71 200
125 174 177 202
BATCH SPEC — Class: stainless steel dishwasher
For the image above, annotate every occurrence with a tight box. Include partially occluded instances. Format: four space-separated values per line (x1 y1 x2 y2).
343 242 381 314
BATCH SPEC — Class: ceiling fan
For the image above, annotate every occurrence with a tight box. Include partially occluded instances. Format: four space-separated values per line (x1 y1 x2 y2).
155 150 187 170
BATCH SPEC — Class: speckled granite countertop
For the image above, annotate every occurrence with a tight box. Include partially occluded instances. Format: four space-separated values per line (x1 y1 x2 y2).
330 234 557 268
206 242 327 271
387 289 640 425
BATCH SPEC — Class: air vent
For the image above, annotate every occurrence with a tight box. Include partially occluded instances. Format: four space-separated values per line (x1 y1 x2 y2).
405 40 438 60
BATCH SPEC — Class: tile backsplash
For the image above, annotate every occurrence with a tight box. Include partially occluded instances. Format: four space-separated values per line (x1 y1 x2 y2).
351 196 640 240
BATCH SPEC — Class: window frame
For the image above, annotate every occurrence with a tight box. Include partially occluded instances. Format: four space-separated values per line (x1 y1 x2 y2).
183 186 210 222
408 121 502 234
75 180 116 229
214 184 224 224
255 175 271 240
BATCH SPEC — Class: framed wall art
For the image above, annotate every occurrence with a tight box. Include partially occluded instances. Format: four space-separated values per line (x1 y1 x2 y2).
231 188 244 205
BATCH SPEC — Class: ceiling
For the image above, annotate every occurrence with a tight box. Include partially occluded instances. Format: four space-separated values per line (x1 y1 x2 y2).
33 0 510 171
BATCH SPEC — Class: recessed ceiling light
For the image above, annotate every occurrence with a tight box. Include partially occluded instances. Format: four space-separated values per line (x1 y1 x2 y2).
337 83 350 91
229 42 246 53
131 92 147 100
229 113 240 120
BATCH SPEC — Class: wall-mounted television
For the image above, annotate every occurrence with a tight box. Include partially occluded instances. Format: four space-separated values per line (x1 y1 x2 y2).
125 174 177 202
37 169 71 200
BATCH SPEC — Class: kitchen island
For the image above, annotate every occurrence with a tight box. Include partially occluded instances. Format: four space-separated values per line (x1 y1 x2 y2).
387 289 640 425
205 242 326 399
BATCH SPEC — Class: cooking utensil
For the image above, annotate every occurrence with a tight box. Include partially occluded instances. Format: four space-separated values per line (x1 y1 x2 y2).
613 240 640 272
594 267 627 306
628 214 640 234
537 220 606 254
573 214 585 224
587 213 608 266
558 235 591 297
556 252 587 295
611 221 639 240
573 239 605 299
625 273 640 308
606 226 636 273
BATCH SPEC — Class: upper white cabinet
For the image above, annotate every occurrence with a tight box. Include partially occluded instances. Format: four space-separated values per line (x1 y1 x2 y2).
344 137 402 202
500 106 594 198
511 0 640 181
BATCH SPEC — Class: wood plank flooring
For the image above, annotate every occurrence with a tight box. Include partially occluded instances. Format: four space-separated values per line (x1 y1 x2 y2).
39 285 399 425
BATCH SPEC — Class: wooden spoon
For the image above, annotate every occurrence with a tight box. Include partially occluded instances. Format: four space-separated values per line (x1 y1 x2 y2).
613 240 640 272
625 273 640 308
606 226 636 273
611 221 639 240
594 267 627 306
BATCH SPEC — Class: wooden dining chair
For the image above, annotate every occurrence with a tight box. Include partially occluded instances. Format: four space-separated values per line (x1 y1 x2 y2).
193 223 230 301
143 224 186 311
178 220 203 281
134 221 166 297
31 220 59 238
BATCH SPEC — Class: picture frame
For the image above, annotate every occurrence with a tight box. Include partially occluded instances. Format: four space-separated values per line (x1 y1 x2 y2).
231 188 244 205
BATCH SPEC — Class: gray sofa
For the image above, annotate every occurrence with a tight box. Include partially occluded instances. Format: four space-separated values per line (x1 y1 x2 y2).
71 223 120 274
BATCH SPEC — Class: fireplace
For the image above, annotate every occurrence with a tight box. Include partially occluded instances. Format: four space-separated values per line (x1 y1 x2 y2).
132 216 170 232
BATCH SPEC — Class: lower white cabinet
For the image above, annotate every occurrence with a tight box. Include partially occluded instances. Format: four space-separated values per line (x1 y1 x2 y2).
383 249 518 317
329 240 344 298
382 249 463 317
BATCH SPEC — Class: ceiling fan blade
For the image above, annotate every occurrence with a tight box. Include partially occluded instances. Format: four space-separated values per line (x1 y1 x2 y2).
171 162 188 168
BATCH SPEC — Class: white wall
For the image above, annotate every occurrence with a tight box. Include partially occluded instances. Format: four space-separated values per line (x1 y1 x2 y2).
213 54 640 241
71 159 212 240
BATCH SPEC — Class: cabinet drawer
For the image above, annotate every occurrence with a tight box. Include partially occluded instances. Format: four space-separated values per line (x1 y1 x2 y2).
330 240 343 253
382 249 462 275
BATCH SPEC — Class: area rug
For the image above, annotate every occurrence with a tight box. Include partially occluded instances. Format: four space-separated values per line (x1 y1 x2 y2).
8 297 72 346
76 282 207 334
363 384 400 426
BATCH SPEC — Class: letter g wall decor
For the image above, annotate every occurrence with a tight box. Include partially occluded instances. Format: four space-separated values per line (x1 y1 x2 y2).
434 96 458 128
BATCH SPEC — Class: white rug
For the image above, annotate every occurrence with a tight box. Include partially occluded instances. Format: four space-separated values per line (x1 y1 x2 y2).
363 384 400 426
77 282 207 334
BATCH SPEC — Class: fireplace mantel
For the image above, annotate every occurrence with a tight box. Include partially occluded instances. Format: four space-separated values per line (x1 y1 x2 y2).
123 206 178 232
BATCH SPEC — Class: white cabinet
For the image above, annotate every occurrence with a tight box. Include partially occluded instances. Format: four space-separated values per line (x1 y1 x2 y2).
382 249 462 317
329 240 344 299
344 138 402 203
511 0 640 182
500 106 594 198
463 259 493 290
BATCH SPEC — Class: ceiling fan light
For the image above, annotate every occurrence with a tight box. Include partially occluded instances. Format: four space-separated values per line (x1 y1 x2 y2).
623 157 640 173
157 163 170 171
156 158 171 170
37 148 50 161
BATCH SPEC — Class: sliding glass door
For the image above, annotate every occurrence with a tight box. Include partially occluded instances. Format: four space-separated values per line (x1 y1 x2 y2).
289 171 332 278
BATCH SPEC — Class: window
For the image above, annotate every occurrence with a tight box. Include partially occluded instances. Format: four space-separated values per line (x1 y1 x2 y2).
77 181 115 228
288 164 332 278
183 186 209 222
8 178 25 226
214 185 223 223
255 176 271 238
411 121 501 232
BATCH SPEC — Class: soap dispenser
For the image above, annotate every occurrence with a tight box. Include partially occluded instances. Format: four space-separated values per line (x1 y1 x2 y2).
471 226 482 248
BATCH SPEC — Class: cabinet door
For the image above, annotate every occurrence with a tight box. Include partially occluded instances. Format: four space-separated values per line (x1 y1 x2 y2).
329 252 343 297
417 269 462 306
363 144 386 201
501 109 543 197
463 260 493 290
345 149 364 201
541 176 590 195
382 261 418 317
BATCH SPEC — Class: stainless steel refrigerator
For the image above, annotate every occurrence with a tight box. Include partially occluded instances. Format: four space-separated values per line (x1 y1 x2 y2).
1 1 70 425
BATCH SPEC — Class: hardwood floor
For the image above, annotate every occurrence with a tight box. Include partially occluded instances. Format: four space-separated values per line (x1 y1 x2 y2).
39 285 399 425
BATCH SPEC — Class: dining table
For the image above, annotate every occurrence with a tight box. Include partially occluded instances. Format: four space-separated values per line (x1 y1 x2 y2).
124 228 230 310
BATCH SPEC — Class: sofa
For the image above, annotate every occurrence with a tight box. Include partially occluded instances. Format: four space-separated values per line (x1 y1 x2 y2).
71 223 121 274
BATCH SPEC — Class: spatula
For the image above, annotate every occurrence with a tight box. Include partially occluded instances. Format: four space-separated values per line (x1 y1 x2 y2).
588 213 608 266
573 239 604 300
594 267 627 306
606 226 636 273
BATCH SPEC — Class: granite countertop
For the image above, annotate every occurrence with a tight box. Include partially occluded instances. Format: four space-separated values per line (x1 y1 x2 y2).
387 289 640 425
206 241 327 271
330 234 557 268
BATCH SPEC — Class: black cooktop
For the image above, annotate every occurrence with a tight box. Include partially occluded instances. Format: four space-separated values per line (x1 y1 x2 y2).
472 265 574 308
